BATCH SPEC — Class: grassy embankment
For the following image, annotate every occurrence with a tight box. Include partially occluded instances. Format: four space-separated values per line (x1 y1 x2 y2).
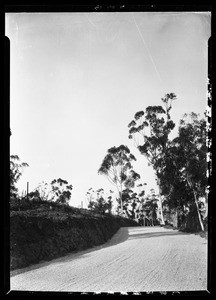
10 200 139 270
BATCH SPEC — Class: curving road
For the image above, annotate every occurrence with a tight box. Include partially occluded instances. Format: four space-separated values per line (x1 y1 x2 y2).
10 226 207 292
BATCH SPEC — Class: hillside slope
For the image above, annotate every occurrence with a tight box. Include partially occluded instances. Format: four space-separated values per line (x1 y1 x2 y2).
10 204 139 270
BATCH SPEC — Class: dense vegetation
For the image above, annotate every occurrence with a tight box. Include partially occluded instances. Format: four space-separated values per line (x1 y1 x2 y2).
97 93 208 232
10 201 139 270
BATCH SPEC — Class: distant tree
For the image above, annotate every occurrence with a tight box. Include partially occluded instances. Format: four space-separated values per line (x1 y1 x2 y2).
86 188 113 214
137 182 147 199
129 192 140 220
142 195 158 226
106 192 113 214
35 181 52 201
86 187 95 210
50 178 73 205
128 93 177 224
98 145 140 216
95 188 106 214
10 155 29 199
116 188 133 217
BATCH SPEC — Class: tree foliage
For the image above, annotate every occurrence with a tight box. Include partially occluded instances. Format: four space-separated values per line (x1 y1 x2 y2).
128 93 177 224
98 145 140 215
128 93 177 167
33 178 73 204
10 155 29 198
116 188 136 218
86 188 113 214
33 181 50 201
158 113 207 231
50 178 73 204
142 196 158 226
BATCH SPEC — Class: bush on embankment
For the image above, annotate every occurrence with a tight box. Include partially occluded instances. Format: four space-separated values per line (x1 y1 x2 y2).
10 203 139 270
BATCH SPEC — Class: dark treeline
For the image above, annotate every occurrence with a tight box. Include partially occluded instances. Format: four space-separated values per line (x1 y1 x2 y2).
96 93 208 232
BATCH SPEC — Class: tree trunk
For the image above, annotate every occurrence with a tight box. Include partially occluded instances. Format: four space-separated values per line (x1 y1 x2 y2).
204 196 208 219
176 207 178 228
192 189 205 232
119 188 123 217
158 183 165 225
186 177 204 232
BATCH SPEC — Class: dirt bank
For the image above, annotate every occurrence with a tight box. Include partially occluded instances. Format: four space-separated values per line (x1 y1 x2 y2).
10 206 139 271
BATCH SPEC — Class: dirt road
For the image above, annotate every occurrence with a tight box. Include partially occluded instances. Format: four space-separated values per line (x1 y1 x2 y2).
10 226 207 292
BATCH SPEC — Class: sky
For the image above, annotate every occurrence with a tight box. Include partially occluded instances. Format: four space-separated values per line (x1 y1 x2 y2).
6 11 211 209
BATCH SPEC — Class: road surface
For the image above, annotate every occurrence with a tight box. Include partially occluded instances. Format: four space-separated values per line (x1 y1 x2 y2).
10 226 207 292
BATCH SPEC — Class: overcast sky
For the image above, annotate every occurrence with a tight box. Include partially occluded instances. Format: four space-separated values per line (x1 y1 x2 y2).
6 12 211 208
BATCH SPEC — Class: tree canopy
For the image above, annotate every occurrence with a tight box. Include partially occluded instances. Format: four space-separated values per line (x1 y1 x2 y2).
10 155 29 198
98 145 140 215
128 93 177 224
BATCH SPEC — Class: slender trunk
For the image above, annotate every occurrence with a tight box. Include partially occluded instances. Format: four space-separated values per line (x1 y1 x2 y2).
204 196 208 219
175 207 178 228
193 189 205 232
158 181 165 225
186 177 204 232
119 184 123 217
151 211 154 226
120 194 123 216
143 211 146 226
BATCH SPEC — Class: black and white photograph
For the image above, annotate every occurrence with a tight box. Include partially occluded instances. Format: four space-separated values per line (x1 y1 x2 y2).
5 6 211 294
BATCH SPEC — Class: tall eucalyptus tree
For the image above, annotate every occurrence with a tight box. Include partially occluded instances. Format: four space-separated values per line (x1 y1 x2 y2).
128 93 177 224
98 145 140 216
